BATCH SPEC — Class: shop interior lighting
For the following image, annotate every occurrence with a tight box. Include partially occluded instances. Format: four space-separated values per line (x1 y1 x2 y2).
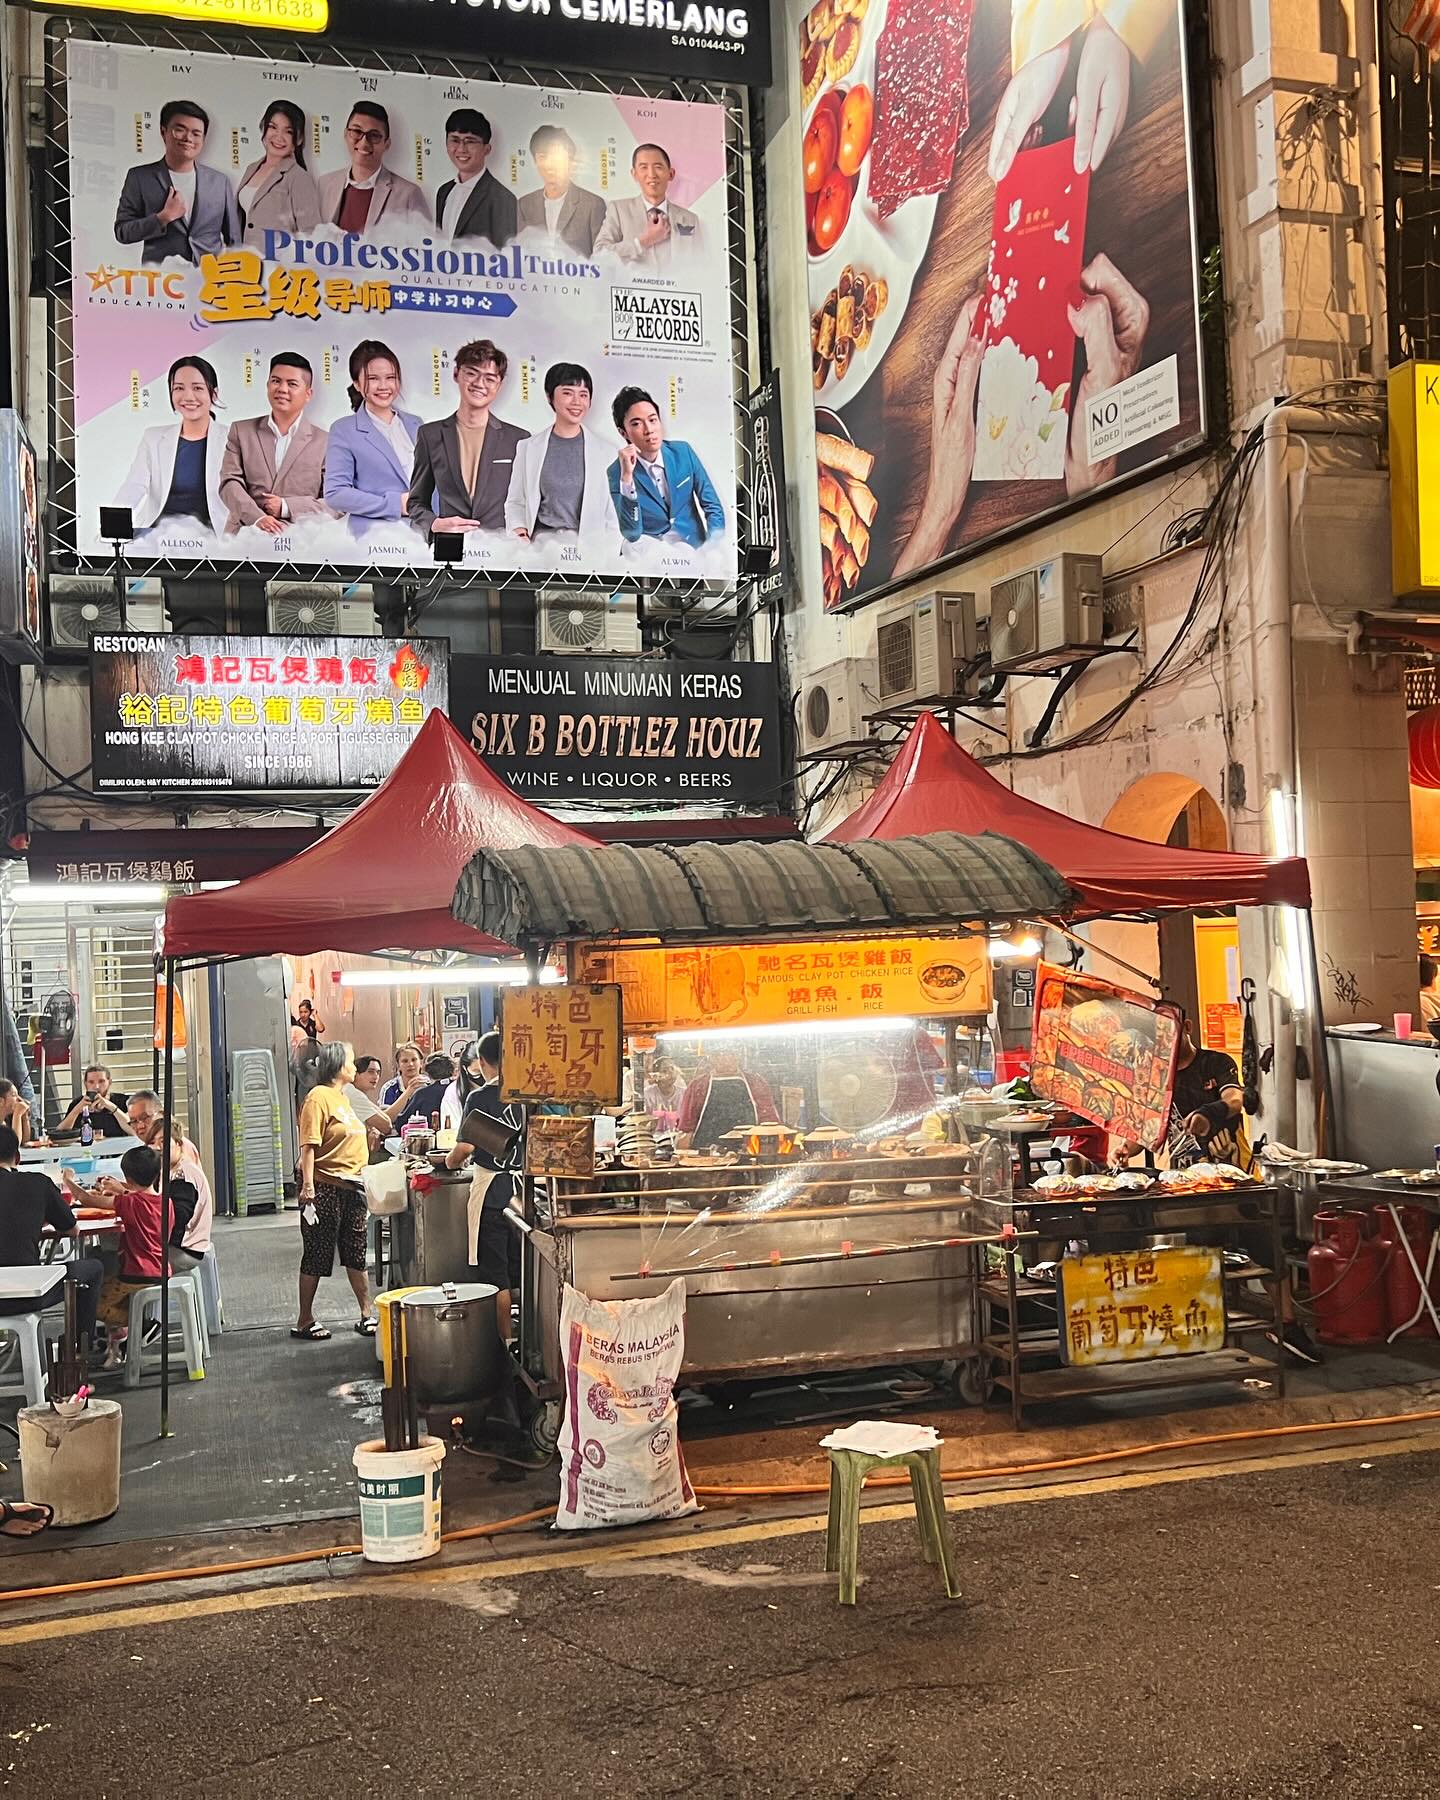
9 883 170 905
339 965 564 988
659 1015 919 1044
987 930 1042 961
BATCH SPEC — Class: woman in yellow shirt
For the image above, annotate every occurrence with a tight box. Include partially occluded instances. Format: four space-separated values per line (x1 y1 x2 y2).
294 1042 374 1340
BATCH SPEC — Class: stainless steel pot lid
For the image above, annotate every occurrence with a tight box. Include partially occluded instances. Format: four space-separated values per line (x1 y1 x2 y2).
401 1283 499 1308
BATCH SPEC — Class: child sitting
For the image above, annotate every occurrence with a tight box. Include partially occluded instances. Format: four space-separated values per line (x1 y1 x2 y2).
95 1144 171 1363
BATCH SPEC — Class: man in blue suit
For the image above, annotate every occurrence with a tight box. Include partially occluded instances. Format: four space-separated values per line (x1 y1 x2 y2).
606 386 725 548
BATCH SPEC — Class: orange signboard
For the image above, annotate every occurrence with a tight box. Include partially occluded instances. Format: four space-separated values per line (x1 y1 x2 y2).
576 936 990 1033
499 984 622 1107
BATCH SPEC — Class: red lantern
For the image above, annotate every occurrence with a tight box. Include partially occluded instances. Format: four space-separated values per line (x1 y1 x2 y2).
1409 707 1440 789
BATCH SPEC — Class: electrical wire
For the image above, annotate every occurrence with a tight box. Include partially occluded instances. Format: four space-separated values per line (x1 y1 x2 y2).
4 1405 1440 1606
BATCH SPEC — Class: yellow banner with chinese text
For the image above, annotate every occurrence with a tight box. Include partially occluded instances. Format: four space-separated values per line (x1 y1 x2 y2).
1059 1245 1225 1366
500 984 622 1108
575 936 991 1034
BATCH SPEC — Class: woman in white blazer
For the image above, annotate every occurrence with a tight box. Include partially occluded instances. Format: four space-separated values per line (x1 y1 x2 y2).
114 355 226 534
503 361 619 544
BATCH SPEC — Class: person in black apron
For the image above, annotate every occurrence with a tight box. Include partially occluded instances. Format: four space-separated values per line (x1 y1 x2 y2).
677 1051 779 1151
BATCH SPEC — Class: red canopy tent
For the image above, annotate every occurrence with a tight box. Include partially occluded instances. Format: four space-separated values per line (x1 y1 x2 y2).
827 712 1310 915
160 710 600 959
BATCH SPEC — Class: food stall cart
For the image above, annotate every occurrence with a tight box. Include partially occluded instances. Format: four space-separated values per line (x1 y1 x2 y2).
449 830 1075 1440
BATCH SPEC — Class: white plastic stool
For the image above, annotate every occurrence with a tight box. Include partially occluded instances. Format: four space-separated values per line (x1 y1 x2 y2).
191 1250 223 1338
123 1275 207 1388
0 1311 57 1407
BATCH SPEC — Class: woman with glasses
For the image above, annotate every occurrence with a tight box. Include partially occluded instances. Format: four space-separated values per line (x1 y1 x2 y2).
324 340 423 535
236 99 320 246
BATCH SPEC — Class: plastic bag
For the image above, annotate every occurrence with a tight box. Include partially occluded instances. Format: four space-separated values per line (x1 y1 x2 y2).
556 1278 697 1531
362 1158 408 1216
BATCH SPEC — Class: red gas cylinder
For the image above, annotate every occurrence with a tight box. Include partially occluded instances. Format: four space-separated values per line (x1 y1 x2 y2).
1308 1210 1389 1344
1372 1203 1440 1339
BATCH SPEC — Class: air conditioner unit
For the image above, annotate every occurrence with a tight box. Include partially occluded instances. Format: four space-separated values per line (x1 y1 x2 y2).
875 591 980 706
47 577 165 650
537 591 641 655
799 657 877 754
990 553 1104 674
267 583 378 637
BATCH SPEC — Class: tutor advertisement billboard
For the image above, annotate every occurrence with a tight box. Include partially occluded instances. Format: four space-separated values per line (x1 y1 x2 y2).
798 0 1207 608
63 40 738 582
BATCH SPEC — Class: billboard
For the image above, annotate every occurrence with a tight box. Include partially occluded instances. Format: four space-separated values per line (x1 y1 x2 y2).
798 0 1206 608
89 633 448 793
62 41 738 582
1029 964 1181 1150
0 411 41 666
448 652 781 804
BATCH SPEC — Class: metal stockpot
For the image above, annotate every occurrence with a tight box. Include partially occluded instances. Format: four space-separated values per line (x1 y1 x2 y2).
401 1282 506 1407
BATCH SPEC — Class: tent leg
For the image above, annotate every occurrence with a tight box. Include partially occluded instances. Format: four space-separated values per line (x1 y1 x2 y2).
159 957 177 1439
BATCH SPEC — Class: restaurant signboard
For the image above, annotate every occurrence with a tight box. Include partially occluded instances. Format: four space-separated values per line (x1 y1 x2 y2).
500 983 623 1106
1059 1245 1225 1366
89 633 448 794
450 653 780 805
577 934 992 1032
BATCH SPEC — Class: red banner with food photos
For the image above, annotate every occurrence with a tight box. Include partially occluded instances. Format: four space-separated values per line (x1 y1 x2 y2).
799 0 1206 608
1029 963 1181 1150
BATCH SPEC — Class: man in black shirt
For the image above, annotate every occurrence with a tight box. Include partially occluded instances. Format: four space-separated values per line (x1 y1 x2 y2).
56 1064 130 1139
0 1124 102 1346
443 1030 523 1341
1170 1025 1246 1166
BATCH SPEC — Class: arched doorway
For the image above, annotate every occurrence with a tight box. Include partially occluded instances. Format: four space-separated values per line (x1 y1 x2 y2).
1100 774 1238 1050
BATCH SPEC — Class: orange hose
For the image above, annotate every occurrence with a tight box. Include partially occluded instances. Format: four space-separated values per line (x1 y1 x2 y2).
4 1407 1438 1608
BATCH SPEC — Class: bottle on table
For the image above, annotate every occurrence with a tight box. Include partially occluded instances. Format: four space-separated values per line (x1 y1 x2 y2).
79 1103 93 1148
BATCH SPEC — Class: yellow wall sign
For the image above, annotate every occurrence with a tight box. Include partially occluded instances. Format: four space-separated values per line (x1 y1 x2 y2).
1389 360 1440 596
34 0 327 31
576 935 991 1034
1058 1245 1225 1366
499 984 622 1108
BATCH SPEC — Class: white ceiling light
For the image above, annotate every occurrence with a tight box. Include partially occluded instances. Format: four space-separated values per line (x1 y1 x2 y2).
338 965 564 988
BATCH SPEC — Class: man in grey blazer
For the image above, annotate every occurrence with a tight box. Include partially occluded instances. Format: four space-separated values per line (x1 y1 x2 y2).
407 339 529 540
317 101 430 238
219 352 333 535
593 143 700 268
113 99 239 265
516 125 606 258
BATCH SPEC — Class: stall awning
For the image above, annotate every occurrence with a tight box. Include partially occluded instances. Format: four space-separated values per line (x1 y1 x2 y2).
160 712 599 960
827 713 1311 915
451 831 1076 949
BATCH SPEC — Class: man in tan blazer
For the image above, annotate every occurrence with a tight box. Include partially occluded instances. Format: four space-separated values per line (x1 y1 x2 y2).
219 352 332 534
593 143 699 268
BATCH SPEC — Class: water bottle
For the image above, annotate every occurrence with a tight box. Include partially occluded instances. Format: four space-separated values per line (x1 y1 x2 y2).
79 1103 93 1148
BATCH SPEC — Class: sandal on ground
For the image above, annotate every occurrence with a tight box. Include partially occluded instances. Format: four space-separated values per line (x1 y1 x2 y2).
290 1323 332 1341
354 1316 377 1337
0 1499 54 1537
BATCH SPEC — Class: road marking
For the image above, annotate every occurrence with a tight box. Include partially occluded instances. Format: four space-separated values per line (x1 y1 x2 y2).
2 1426 1435 1648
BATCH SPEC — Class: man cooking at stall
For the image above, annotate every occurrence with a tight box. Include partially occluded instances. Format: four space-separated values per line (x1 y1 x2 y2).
1169 1015 1248 1166
442 1030 523 1342
676 1048 780 1151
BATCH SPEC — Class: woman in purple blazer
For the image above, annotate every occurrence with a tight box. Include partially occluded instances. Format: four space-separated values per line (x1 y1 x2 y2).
323 340 424 535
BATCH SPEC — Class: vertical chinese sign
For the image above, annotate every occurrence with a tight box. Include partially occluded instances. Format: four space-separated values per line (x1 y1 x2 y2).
500 984 623 1108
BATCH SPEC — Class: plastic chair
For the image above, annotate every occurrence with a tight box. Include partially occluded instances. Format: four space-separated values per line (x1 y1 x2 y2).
195 1248 223 1339
123 1274 207 1388
0 1311 57 1407
820 1421 961 1607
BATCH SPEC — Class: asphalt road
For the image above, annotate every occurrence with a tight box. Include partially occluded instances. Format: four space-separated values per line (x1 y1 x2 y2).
3 1447 1439 1798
